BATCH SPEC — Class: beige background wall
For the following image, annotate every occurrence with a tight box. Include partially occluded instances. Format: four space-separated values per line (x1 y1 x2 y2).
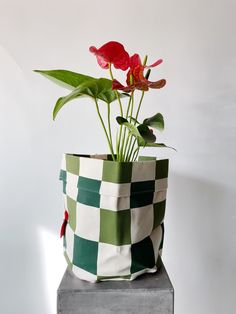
0 0 235 313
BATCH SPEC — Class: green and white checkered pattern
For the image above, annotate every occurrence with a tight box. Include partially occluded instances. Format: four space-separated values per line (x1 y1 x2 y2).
60 153 168 282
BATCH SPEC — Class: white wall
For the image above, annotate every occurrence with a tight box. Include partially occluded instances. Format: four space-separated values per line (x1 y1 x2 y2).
0 0 236 313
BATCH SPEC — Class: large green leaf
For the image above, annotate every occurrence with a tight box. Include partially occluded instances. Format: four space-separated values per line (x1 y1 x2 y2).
143 113 164 130
96 78 117 104
137 124 156 143
34 69 94 90
53 80 100 120
35 69 127 119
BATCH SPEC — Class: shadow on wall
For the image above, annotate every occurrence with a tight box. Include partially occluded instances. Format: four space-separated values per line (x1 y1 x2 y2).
0 45 65 314
164 172 236 314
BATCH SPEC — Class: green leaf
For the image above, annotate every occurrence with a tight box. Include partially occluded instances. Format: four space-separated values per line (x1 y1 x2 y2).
143 113 164 131
35 69 129 119
138 124 156 143
145 142 177 151
34 69 94 90
116 116 128 124
116 116 143 139
128 117 141 125
52 80 100 120
96 78 118 104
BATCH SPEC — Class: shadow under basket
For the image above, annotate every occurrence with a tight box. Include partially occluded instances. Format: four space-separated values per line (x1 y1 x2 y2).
59 153 169 283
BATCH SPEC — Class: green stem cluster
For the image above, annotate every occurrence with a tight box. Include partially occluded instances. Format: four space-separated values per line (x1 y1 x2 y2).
95 58 148 162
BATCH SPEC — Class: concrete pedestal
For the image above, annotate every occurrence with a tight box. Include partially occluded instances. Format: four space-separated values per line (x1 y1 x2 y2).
57 265 174 314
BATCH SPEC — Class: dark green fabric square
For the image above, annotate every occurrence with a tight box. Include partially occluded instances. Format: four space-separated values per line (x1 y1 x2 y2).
102 161 132 183
155 159 169 179
62 181 67 194
131 181 155 194
77 177 101 208
73 234 98 275
130 192 154 209
66 154 80 175
160 223 165 250
131 236 155 273
77 176 101 193
153 200 166 229
67 196 76 231
156 255 163 268
59 170 67 194
77 190 100 208
100 209 131 245
59 169 67 181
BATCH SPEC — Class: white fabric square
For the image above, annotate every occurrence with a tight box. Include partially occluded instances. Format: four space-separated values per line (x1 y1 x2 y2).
97 243 131 277
65 224 74 262
61 154 66 171
72 265 97 283
79 157 103 180
131 204 154 243
153 190 167 203
75 203 100 241
66 172 79 200
100 181 131 197
131 161 156 182
100 195 130 211
130 267 157 280
155 178 168 191
150 225 163 261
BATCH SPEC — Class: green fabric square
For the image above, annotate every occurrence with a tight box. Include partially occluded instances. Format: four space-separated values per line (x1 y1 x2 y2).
67 196 76 231
155 159 169 179
100 209 131 245
77 190 100 208
131 236 155 273
130 192 154 209
66 154 80 175
138 156 156 161
64 251 72 270
73 234 98 275
102 161 132 183
153 200 166 229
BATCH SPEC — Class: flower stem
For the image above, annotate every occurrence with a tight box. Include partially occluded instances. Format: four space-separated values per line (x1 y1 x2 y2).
131 147 140 162
108 63 124 161
108 64 123 116
126 137 137 161
135 91 145 123
134 55 148 124
107 102 113 153
119 92 133 161
94 98 115 160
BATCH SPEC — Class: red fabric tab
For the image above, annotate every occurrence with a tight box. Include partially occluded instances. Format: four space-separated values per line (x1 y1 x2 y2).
60 210 69 238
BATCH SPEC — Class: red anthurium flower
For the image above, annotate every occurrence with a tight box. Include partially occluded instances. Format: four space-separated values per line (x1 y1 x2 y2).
112 53 166 92
89 41 130 71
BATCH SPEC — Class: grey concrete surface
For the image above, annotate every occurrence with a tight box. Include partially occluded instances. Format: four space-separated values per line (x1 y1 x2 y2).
57 265 174 314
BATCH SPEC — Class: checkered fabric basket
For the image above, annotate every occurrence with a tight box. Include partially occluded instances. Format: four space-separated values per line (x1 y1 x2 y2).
59 153 169 282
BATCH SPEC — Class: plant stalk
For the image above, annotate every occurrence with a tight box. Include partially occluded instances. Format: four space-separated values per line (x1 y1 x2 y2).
94 99 115 160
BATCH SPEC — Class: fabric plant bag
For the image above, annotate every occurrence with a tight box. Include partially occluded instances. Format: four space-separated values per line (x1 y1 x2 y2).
59 153 169 283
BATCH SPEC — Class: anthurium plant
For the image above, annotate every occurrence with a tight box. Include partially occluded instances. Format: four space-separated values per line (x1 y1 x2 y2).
35 41 173 161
